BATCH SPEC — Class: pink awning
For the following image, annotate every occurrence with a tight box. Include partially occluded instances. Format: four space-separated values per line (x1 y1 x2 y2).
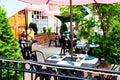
19 0 120 5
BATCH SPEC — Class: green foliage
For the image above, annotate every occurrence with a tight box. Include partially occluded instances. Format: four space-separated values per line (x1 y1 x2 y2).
88 33 104 57
42 27 47 33
0 6 22 79
60 23 68 34
88 33 103 44
103 23 120 64
29 22 38 34
47 27 52 33
60 5 88 22
39 27 52 34
89 3 120 37
76 17 96 39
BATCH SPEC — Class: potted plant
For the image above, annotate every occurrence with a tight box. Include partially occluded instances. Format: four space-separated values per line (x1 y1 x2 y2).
29 22 38 34
47 27 52 33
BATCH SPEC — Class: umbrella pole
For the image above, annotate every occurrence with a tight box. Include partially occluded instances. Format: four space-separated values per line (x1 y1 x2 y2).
70 0 73 59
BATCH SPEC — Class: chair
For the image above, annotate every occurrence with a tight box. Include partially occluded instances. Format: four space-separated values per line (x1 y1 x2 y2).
48 33 58 47
60 34 73 55
31 51 50 80
57 68 84 80
19 39 32 60
19 39 56 80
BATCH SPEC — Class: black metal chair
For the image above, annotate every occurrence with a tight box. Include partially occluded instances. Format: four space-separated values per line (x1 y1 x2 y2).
19 39 56 80
60 35 69 55
19 39 33 60
57 68 84 80
48 33 58 47
31 51 51 80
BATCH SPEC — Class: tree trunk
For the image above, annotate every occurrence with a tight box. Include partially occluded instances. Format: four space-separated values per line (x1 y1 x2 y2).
75 22 79 30
93 4 108 38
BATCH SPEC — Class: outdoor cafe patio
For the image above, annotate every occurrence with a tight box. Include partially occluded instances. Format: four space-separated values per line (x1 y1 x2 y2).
0 0 120 80
13 36 119 80
0 39 120 80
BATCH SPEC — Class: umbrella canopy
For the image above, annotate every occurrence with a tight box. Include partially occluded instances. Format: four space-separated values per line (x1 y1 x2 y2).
25 4 49 11
19 0 120 5
42 5 60 16
19 0 120 56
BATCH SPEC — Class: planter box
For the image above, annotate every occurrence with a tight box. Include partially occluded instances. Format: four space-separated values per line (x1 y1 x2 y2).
34 33 49 44
34 33 58 45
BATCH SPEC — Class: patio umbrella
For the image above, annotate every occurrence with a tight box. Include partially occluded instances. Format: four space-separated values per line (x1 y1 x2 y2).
42 5 61 16
19 0 120 57
25 4 49 11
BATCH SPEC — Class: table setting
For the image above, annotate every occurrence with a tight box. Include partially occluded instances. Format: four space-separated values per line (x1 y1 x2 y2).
46 53 100 68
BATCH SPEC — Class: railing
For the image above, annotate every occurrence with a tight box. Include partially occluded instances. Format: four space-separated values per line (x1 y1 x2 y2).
0 58 120 80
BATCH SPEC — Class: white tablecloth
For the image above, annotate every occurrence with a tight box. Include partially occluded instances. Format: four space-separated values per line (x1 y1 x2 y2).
47 55 66 61
47 54 99 67
56 56 98 67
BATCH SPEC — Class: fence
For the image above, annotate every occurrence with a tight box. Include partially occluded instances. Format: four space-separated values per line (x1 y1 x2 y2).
0 58 120 80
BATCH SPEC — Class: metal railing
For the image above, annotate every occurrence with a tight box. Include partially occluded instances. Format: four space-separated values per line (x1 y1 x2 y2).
0 58 120 80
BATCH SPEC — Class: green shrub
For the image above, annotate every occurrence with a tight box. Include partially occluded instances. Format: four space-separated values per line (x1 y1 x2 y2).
29 22 38 34
0 6 22 79
47 27 52 33
42 27 47 33
88 33 104 57
40 27 52 34
103 24 120 64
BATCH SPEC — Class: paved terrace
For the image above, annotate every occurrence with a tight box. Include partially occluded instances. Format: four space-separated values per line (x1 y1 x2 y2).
25 43 119 80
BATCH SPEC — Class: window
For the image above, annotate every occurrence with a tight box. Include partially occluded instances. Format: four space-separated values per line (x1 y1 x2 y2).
32 11 49 33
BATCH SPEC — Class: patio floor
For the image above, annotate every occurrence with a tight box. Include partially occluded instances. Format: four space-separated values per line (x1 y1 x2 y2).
25 43 118 80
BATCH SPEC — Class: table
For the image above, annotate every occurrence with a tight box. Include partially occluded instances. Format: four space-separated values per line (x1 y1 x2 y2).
75 43 100 55
46 54 100 80
46 54 100 68
75 43 100 48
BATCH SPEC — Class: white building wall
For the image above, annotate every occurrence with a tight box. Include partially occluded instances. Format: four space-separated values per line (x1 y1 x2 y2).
27 10 61 33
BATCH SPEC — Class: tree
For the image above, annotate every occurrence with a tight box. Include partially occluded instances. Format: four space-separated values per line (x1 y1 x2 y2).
60 5 96 39
90 3 120 64
0 6 22 79
60 5 88 22
91 3 120 37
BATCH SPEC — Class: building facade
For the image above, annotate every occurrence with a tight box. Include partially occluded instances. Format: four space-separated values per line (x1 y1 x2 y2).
9 9 61 39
